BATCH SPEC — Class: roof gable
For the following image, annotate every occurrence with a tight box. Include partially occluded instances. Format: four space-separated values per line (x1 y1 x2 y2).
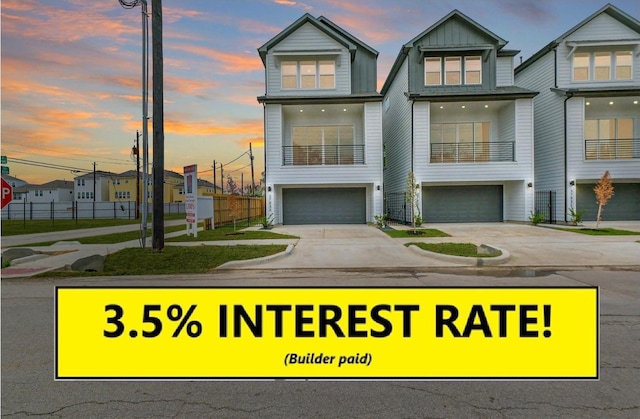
258 13 355 65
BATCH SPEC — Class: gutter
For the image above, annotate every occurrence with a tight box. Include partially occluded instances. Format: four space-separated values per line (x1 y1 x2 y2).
563 90 574 223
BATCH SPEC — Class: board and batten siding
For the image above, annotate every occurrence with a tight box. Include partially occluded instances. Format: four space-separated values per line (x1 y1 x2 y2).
496 56 514 87
382 57 413 194
515 50 566 221
265 23 351 96
557 13 640 90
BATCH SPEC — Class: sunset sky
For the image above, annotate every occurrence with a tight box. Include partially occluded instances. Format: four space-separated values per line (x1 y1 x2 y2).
2 0 639 186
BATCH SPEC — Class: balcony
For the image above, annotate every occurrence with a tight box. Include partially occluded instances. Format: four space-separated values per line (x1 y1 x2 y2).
585 138 640 160
283 145 365 166
430 141 515 163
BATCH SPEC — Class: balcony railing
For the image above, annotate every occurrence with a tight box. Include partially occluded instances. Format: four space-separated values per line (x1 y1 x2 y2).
430 141 515 163
283 145 365 166
585 138 639 160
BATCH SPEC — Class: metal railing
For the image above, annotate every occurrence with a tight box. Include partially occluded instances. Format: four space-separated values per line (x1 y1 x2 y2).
283 144 365 166
585 138 639 160
430 141 515 163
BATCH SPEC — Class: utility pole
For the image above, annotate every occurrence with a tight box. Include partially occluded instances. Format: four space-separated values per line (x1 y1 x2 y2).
134 131 140 219
249 142 255 196
213 160 217 194
241 173 244 196
93 162 97 219
220 164 224 195
151 0 164 252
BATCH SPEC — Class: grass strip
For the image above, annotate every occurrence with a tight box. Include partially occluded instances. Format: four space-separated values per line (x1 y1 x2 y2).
37 245 287 277
407 242 501 257
557 227 640 236
384 228 450 238
166 226 298 241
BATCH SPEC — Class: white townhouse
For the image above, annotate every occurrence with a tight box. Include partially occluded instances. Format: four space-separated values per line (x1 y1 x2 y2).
257 13 384 224
381 10 537 223
515 4 640 222
74 171 115 203
25 180 74 203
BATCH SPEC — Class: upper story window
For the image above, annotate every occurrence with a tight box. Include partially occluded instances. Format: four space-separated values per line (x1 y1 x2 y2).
573 50 633 82
425 56 482 86
282 60 335 90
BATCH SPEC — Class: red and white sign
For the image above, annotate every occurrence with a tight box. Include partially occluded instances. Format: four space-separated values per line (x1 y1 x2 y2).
1 177 13 209
183 164 198 236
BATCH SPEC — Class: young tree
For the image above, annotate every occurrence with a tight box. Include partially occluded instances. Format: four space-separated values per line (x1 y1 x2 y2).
405 171 419 230
593 170 614 229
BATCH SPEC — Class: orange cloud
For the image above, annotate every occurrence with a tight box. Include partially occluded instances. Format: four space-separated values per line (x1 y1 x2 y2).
170 44 263 73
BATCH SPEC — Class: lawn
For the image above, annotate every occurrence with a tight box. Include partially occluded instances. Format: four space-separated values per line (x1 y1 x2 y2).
37 245 288 277
557 227 640 236
19 225 188 247
407 242 501 257
166 225 298 241
383 228 450 238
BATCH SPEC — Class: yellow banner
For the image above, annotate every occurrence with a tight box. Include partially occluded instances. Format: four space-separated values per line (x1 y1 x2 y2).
56 287 598 379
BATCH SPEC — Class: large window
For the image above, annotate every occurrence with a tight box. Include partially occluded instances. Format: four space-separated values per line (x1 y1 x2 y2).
573 51 633 81
585 118 633 159
425 56 482 86
282 60 335 90
291 125 355 165
430 122 490 162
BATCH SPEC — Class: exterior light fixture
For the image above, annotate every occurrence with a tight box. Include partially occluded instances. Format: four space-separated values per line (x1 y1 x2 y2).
586 102 590 106
376 185 381 191
634 100 638 105
609 101 614 105
484 105 489 108
527 182 533 188
569 179 575 186
461 105 466 109
267 186 272 192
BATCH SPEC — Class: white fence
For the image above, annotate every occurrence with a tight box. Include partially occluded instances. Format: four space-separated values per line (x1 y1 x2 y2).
1 201 186 220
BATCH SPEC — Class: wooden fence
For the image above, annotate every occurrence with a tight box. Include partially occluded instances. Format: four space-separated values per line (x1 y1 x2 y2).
211 195 265 226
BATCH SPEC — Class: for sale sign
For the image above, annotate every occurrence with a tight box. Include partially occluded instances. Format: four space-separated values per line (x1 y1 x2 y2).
183 165 197 237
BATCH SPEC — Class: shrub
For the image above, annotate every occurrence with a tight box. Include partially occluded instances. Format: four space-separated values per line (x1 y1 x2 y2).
529 211 545 226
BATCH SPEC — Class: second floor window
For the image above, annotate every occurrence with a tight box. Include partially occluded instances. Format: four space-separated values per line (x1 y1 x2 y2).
282 60 335 90
573 50 633 81
425 56 482 86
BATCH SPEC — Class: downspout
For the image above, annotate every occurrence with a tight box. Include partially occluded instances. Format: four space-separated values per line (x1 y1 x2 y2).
563 90 574 223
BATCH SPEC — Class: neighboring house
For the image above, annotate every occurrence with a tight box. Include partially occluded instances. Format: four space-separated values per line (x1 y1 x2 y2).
25 180 74 203
163 170 184 203
381 10 537 223
171 179 216 202
109 170 138 203
257 13 384 225
515 4 640 222
74 171 114 202
2 175 28 201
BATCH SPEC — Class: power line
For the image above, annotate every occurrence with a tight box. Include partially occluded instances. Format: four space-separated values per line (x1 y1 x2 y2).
2 143 135 166
9 157 93 174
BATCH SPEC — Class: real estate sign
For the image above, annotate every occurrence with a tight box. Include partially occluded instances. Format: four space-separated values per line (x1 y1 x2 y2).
184 164 198 237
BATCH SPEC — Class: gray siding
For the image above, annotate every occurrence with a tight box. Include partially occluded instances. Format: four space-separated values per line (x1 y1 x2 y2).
382 58 413 194
496 56 514 87
351 48 378 94
515 50 566 222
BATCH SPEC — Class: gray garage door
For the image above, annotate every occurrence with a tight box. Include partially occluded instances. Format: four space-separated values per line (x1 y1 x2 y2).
282 188 366 224
422 185 503 223
577 183 640 221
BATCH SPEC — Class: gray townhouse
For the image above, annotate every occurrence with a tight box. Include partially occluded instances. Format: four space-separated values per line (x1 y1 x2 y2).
257 13 384 225
515 3 640 222
381 10 538 223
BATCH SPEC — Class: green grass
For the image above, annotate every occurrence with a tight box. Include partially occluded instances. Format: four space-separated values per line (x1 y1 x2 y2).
36 245 288 277
557 227 640 236
407 242 501 257
1 214 187 236
383 228 450 238
166 225 298 242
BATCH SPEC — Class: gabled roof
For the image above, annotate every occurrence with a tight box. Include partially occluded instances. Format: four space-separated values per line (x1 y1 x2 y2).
75 170 117 180
28 180 74 190
381 10 509 95
258 13 373 65
405 9 507 49
516 4 640 74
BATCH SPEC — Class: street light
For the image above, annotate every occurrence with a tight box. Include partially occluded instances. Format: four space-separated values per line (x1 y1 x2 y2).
118 0 149 247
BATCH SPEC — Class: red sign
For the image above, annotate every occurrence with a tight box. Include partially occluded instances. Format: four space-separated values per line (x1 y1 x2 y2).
1 177 13 209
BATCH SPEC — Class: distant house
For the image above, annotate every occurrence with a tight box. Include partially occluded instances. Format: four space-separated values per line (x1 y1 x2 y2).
74 171 115 202
3 175 28 201
381 10 537 223
515 4 640 221
257 13 384 224
109 170 137 203
25 180 74 203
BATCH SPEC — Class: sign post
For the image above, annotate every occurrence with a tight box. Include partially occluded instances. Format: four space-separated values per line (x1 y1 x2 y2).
183 164 198 238
1 177 13 210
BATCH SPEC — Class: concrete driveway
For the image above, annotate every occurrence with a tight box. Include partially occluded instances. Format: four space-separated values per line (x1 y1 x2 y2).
239 222 640 270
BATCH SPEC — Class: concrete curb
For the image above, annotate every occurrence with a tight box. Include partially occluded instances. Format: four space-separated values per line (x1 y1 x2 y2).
216 244 295 269
408 243 510 266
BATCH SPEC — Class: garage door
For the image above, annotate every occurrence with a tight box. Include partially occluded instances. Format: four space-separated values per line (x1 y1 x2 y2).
577 183 640 221
422 185 503 223
282 188 366 224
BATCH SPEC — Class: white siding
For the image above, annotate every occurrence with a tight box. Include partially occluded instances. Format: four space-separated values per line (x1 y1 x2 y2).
382 58 413 194
566 13 640 42
265 23 351 96
496 56 514 87
515 50 566 221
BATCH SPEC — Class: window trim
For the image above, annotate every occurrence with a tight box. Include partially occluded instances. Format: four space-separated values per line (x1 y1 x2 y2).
424 55 482 86
572 50 634 82
281 59 336 90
